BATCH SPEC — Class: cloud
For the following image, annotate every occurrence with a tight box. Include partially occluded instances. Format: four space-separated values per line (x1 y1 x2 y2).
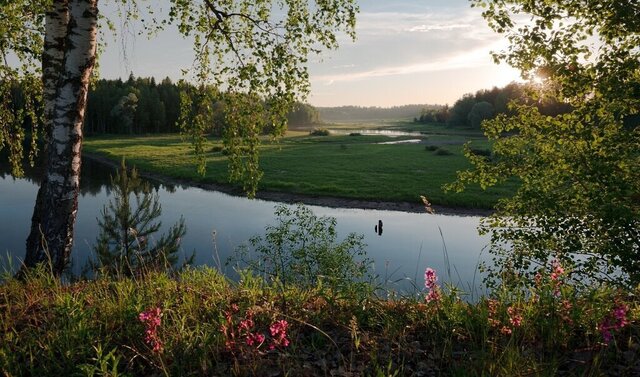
313 41 504 85
407 23 472 32
331 64 357 69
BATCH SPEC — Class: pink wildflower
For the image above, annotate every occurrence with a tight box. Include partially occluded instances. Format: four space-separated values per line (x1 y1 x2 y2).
500 326 512 335
238 311 255 333
550 259 564 281
139 307 163 353
507 306 523 328
425 287 441 303
560 300 574 325
269 320 290 349
534 272 542 287
613 304 629 328
599 304 630 344
238 318 254 332
245 332 266 347
599 318 613 344
424 268 438 290
423 267 442 304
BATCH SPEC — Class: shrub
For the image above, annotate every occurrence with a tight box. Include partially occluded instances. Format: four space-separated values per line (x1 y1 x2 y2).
424 145 438 152
434 148 453 156
349 132 361 136
469 147 491 157
210 145 224 153
309 128 330 136
232 204 374 301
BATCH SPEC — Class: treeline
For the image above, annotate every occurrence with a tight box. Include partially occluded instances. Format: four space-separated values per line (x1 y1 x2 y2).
317 104 439 122
85 75 320 134
416 82 572 128
5 74 320 136
85 75 181 134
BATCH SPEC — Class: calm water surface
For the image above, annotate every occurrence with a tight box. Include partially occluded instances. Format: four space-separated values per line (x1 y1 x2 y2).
0 158 490 294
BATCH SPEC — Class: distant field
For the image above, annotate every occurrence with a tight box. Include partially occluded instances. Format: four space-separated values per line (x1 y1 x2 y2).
84 122 516 209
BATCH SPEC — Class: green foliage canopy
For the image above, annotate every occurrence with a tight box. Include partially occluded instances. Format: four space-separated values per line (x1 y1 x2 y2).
451 0 640 285
0 0 48 176
168 0 358 195
467 101 495 129
1 0 358 193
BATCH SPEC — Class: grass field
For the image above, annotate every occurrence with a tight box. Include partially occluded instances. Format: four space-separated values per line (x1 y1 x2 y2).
83 122 517 209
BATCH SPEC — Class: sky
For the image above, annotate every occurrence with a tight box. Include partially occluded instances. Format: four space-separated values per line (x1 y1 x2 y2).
98 0 522 107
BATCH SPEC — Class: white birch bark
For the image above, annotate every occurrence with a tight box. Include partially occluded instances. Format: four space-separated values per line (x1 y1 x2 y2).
23 0 99 275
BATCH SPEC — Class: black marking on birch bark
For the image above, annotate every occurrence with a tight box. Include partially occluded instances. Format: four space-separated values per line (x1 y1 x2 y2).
21 0 98 277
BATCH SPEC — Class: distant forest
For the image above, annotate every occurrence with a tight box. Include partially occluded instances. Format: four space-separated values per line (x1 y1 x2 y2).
84 75 320 135
317 104 440 122
7 76 575 136
415 82 572 128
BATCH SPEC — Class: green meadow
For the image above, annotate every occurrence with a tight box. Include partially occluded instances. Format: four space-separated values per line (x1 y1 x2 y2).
84 122 516 209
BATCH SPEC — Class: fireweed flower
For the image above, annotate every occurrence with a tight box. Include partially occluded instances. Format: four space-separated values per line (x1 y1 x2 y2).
500 326 512 335
139 307 163 353
269 320 290 349
613 304 629 328
424 268 438 289
560 300 574 325
507 306 523 328
245 332 266 347
424 267 442 303
599 304 630 344
426 288 441 303
550 259 564 281
599 318 614 344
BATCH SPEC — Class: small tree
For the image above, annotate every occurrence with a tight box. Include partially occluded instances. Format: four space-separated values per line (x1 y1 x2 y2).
233 204 374 301
448 94 477 127
89 160 188 277
467 101 495 129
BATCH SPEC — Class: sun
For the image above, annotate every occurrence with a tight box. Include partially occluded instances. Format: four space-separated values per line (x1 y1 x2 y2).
495 64 524 86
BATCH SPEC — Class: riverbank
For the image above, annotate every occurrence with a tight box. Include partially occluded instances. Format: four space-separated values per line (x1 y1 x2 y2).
2 267 638 376
83 152 493 216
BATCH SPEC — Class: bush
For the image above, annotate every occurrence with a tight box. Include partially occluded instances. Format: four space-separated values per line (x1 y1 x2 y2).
348 132 361 136
232 204 374 301
424 145 438 152
309 128 330 136
434 148 453 156
210 145 224 153
469 147 491 157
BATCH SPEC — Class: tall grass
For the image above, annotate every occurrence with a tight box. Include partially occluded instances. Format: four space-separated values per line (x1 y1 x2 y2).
1 263 639 376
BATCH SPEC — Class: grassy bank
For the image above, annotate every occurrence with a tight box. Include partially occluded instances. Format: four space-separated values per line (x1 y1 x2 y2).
1 267 639 376
83 124 516 209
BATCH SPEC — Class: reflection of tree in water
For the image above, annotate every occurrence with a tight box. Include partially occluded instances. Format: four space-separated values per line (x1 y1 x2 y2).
1 156 177 195
82 158 176 195
78 158 114 195
0 157 43 184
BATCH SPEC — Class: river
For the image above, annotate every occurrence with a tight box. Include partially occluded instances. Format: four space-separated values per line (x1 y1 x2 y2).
0 157 490 295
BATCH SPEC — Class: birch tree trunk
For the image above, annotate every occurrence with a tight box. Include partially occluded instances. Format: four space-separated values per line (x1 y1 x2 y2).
22 0 99 276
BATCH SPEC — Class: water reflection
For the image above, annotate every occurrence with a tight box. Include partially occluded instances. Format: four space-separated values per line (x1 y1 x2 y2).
330 129 423 137
0 157 490 294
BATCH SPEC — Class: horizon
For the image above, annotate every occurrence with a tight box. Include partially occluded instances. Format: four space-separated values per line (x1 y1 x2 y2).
98 0 523 108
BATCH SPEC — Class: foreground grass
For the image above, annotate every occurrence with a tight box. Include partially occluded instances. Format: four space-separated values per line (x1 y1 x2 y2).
84 125 516 209
1 267 639 376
